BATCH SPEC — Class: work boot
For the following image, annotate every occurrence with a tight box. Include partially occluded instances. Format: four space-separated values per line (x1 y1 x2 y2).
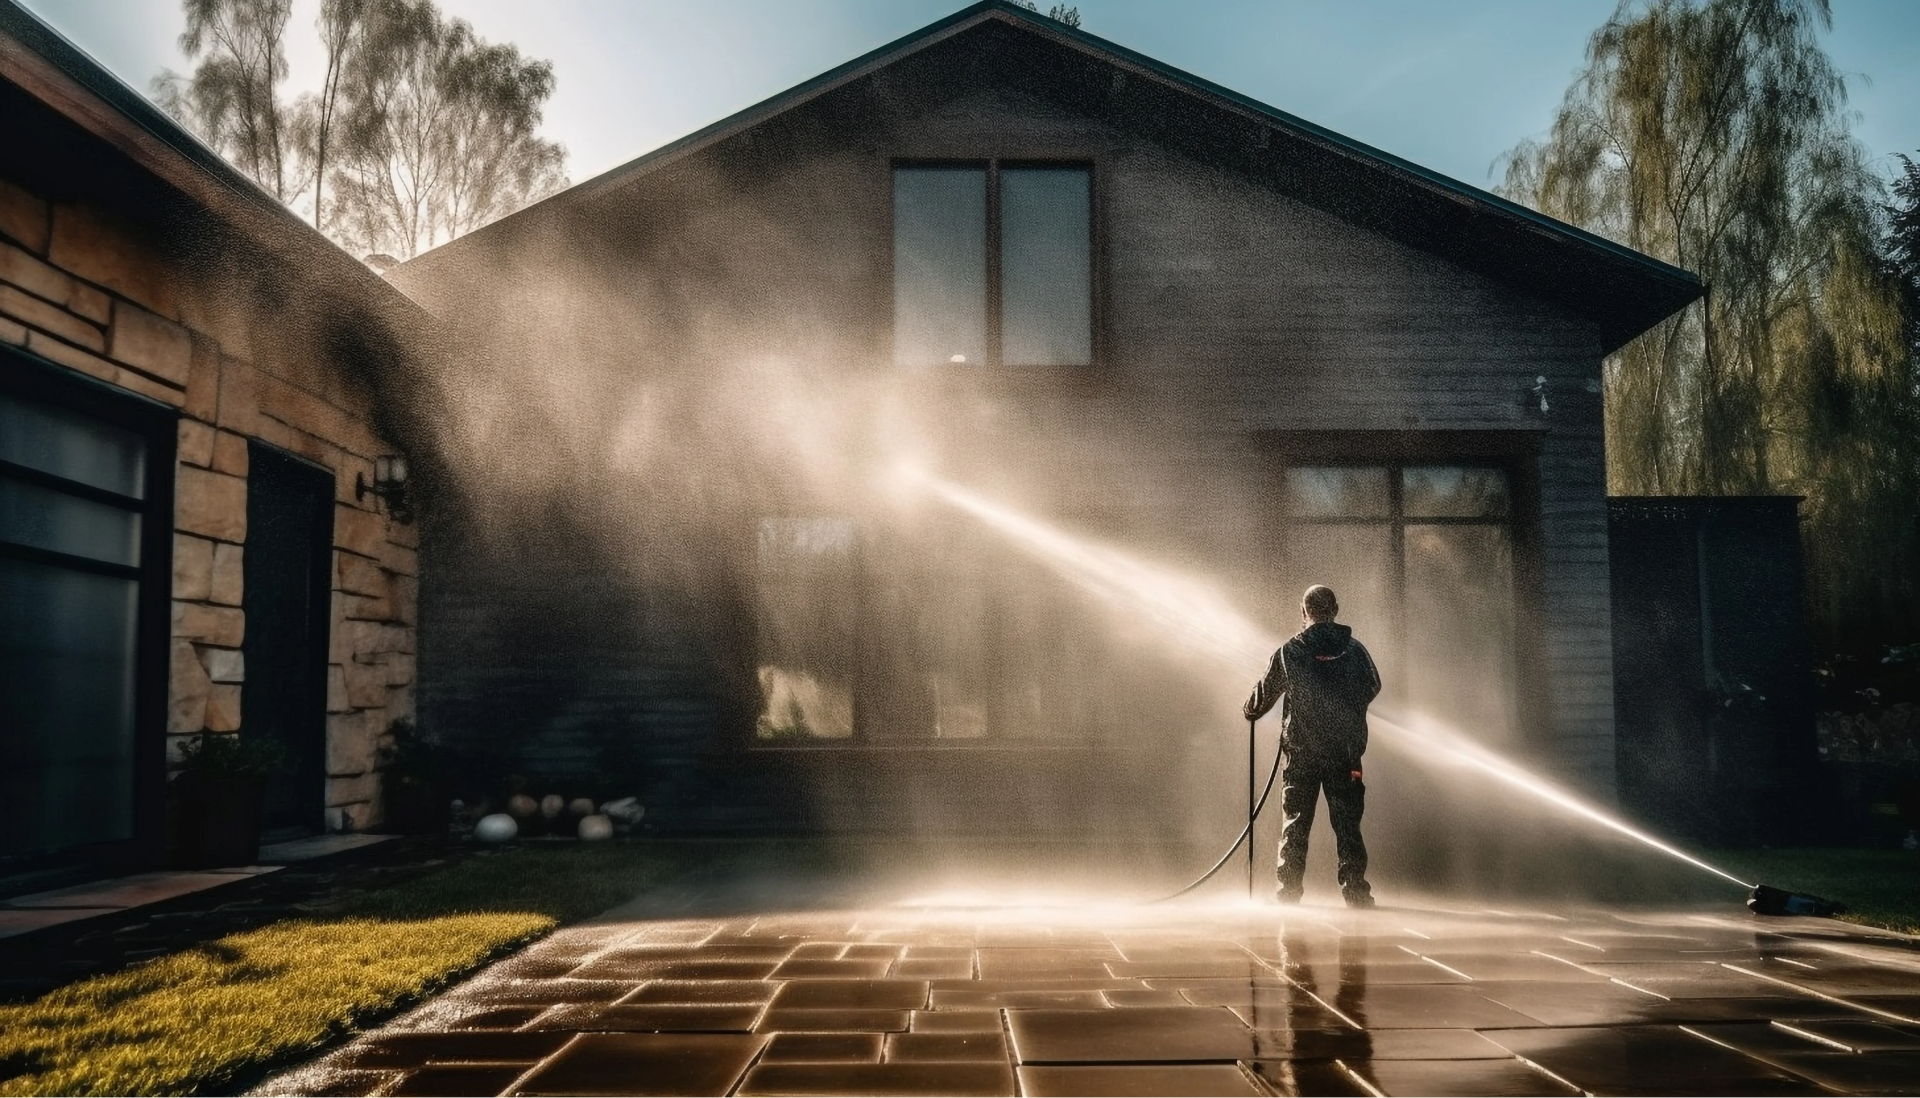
1343 890 1375 909
1275 883 1303 906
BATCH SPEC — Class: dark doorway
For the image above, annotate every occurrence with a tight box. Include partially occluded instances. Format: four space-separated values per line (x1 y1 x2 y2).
243 443 335 834
1609 496 1819 846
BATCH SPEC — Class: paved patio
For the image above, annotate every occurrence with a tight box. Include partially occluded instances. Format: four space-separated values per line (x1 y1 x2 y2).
254 866 1920 1098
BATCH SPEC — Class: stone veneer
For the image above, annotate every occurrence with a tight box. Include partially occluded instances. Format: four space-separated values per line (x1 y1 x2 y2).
0 172 417 832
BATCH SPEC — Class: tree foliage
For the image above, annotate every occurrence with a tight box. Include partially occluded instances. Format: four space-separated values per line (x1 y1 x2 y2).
154 0 302 203
1014 1 1083 29
1890 154 1920 352
292 0 372 232
153 0 567 262
1500 0 1920 645
325 0 567 261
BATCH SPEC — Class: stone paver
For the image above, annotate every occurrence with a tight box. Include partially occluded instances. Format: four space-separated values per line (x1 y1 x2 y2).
255 893 1920 1097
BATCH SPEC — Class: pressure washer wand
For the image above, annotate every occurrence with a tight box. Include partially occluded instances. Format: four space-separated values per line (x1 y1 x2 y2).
1247 718 1256 901
1146 716 1285 903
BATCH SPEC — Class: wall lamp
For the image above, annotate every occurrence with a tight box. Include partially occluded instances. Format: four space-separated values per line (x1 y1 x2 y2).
1526 375 1550 415
356 454 414 523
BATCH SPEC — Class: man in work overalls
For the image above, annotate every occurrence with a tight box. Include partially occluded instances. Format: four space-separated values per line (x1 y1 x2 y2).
1244 584 1382 908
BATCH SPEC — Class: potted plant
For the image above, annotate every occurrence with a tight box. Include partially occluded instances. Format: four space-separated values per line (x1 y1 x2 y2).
171 734 282 868
378 719 451 835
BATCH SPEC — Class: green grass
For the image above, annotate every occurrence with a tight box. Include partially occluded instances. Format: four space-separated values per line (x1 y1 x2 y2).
332 842 686 923
1711 847 1920 936
0 842 687 1097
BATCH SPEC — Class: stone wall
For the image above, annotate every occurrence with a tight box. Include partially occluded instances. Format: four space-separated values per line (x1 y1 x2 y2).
0 172 418 832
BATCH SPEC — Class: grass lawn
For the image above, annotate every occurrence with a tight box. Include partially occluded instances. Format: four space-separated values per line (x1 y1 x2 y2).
0 841 689 1097
1712 847 1920 936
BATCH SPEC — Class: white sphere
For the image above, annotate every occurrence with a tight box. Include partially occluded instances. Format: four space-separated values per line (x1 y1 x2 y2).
539 794 565 819
474 813 518 842
568 797 597 818
577 814 614 841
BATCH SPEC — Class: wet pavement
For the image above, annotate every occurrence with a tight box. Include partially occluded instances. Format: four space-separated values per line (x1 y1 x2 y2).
254 870 1920 1097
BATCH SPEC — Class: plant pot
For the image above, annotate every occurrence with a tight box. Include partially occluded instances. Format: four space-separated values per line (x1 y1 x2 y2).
382 779 450 835
171 775 265 869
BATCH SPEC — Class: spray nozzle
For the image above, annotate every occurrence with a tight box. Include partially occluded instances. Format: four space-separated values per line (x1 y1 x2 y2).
1748 884 1847 918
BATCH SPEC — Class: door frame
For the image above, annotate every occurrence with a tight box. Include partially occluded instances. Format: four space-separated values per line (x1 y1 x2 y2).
0 345 177 885
1254 429 1549 749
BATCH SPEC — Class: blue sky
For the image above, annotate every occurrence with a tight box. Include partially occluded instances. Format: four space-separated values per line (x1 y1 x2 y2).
18 0 1919 194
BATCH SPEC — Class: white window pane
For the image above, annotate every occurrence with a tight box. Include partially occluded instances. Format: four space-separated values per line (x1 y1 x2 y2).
893 167 987 367
1001 168 1091 366
0 393 146 498
1404 466 1509 518
1284 466 1391 519
0 477 142 566
755 517 857 739
1279 522 1398 706
1405 524 1517 744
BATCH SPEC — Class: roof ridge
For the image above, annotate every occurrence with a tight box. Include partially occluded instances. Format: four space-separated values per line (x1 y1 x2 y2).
403 0 1693 296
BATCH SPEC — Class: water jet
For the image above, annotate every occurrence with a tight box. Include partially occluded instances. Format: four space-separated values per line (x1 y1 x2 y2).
911 471 1765 903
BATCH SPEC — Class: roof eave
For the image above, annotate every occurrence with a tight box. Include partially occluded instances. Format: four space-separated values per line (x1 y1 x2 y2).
400 0 1701 348
0 0 430 325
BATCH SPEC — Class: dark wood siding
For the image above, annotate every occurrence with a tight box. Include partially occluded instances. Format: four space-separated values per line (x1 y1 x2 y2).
394 65 1621 829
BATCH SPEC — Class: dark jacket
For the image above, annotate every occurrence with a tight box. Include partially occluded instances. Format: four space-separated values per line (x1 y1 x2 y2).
1244 621 1381 764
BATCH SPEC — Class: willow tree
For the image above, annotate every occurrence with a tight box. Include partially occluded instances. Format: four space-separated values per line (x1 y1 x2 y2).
1501 0 1919 644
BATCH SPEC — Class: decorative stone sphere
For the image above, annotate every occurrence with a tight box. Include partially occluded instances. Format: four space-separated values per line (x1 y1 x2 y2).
474 813 518 842
506 794 538 819
568 797 596 818
539 794 565 819
577 814 614 841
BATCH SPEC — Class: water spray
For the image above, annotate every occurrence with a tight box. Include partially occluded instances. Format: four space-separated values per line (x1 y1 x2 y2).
902 469 1820 909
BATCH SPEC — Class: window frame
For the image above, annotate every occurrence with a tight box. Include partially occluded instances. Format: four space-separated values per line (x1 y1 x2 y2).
1260 430 1548 746
888 157 1104 374
1 343 177 885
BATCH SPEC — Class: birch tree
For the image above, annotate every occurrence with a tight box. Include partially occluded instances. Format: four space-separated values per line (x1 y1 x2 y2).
325 0 567 261
153 0 303 203
293 0 373 231
154 0 566 262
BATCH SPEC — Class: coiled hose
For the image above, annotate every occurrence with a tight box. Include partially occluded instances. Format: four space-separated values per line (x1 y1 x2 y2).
1147 720 1285 902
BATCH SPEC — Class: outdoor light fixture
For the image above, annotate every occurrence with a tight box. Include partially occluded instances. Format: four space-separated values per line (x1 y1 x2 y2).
356 454 413 523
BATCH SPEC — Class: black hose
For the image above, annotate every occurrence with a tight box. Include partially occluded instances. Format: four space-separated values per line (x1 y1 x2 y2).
1147 725 1286 903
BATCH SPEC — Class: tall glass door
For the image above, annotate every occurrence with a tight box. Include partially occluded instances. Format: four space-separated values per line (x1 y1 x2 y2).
0 362 171 868
1280 463 1520 746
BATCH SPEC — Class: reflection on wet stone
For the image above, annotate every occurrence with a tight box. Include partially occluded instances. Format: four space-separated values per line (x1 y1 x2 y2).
254 903 1920 1097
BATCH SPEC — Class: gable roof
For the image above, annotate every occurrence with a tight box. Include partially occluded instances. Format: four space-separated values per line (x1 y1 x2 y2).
406 0 1701 354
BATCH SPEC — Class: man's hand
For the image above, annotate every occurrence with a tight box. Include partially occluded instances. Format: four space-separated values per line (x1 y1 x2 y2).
1349 766 1364 781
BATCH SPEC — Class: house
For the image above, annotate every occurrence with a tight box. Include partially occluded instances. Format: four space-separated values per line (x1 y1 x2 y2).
389 1 1702 845
0 2 422 887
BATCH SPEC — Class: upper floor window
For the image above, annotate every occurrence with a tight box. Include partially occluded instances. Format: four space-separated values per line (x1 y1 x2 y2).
893 162 1092 368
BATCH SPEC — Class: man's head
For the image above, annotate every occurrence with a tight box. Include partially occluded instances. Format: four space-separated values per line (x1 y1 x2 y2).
1302 585 1339 624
